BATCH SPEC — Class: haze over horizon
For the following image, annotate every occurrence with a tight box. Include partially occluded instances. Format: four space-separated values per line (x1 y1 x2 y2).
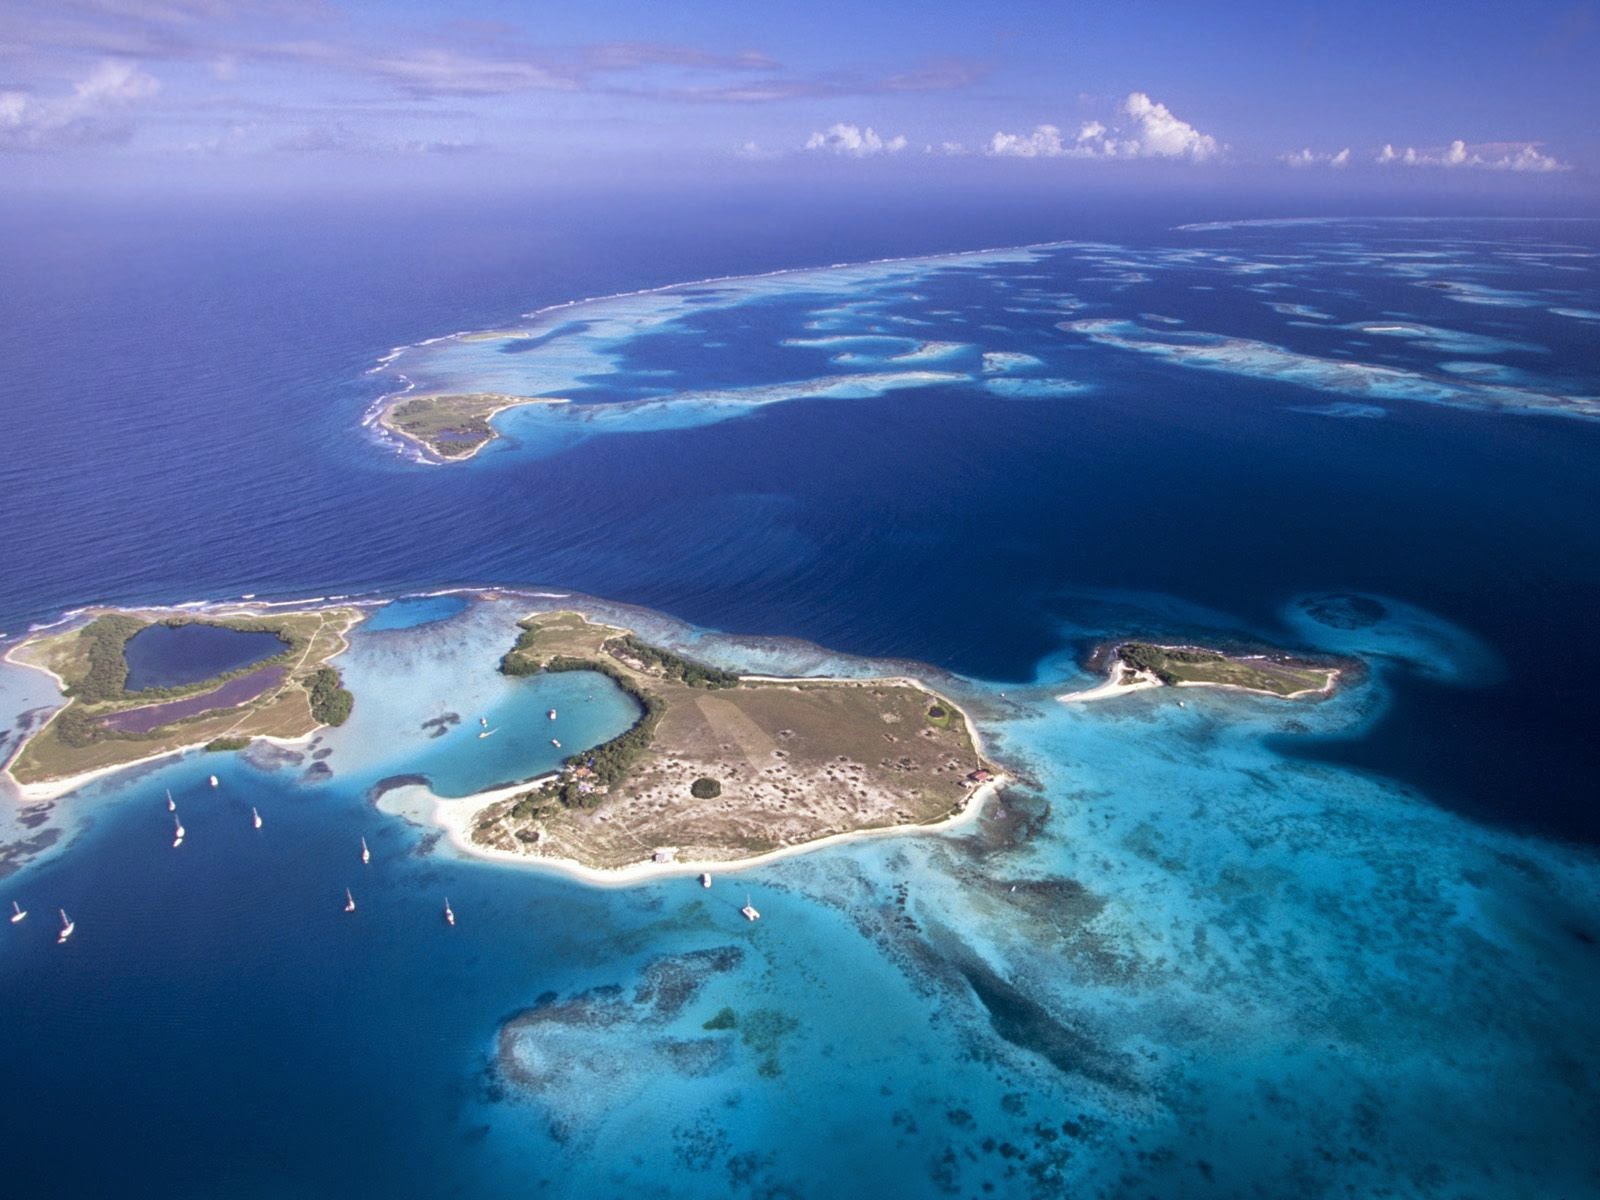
3 0 1597 202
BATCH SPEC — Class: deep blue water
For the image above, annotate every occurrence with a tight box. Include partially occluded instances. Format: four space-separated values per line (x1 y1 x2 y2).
2 191 1598 1197
122 622 286 691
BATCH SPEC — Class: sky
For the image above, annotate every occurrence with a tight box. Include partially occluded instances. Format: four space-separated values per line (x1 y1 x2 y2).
2 0 1597 197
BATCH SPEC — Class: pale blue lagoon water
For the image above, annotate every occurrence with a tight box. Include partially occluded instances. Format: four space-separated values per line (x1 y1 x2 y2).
1 201 1598 1197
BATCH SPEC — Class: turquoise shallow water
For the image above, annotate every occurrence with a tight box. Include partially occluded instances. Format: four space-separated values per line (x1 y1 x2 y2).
3 592 1596 1198
1 208 1598 1196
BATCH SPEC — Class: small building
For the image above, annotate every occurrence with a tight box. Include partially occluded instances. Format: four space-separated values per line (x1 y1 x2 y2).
967 768 993 784
652 848 677 864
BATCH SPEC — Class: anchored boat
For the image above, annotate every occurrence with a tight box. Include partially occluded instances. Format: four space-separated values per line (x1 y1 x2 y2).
57 909 75 944
10 900 25 924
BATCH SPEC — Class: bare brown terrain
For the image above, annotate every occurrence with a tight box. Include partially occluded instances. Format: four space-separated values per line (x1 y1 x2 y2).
469 611 999 869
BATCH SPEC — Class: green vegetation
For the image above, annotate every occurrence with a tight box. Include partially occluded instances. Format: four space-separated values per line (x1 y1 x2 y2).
1117 642 1220 686
702 1007 737 1031
925 703 952 728
381 392 565 460
204 735 251 752
305 667 354 726
69 614 145 702
497 618 542 676
690 777 722 799
606 634 740 689
1115 641 1338 698
66 615 295 706
7 606 362 789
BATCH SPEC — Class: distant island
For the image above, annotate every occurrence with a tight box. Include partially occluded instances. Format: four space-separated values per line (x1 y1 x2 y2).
378 392 566 460
456 610 1002 873
1060 640 1343 703
4 607 359 797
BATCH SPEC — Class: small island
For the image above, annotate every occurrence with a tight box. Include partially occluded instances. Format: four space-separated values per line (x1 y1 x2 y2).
459 610 1002 872
378 392 567 460
1061 640 1342 703
4 606 360 795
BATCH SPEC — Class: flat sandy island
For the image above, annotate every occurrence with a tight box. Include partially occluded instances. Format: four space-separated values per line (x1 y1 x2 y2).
465 611 1003 871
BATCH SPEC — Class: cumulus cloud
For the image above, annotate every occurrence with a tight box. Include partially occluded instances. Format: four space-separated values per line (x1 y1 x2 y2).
1282 146 1351 168
988 92 1221 162
1377 138 1566 171
1121 91 1219 160
804 123 907 157
0 58 160 151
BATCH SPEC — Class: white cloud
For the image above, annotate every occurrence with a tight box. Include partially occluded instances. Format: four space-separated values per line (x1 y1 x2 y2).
989 124 1065 158
804 123 907 157
0 59 160 152
988 92 1221 162
1377 138 1566 171
1122 91 1219 160
1282 146 1351 168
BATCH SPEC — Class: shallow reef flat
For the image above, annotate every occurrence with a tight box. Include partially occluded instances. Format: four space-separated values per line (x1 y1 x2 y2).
367 223 1600 470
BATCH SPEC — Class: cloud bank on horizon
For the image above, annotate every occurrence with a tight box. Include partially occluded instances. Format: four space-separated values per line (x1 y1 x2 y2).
0 0 1591 188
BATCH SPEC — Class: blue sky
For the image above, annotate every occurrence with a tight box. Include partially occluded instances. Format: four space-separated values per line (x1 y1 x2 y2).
2 0 1596 193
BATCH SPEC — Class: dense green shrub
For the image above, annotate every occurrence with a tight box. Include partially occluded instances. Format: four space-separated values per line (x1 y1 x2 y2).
306 667 354 726
204 735 251 752
607 635 740 689
497 619 542 675
690 777 722 799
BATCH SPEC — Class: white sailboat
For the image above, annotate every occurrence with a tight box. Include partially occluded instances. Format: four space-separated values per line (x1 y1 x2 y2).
10 900 25 924
740 895 760 922
360 836 371 865
699 873 712 889
547 709 557 721
173 814 186 848
57 909 75 944
209 774 219 789
478 716 488 729
252 806 262 830
443 897 455 927
550 738 561 748
478 727 497 739
344 887 357 913
166 788 176 813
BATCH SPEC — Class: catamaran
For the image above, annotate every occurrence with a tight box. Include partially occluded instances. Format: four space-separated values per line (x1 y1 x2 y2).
252 806 262 830
550 738 561 748
344 888 357 913
166 788 176 812
10 900 25 924
57 909 75 943
360 836 371 865
699 873 712 889
741 895 760 922
547 709 557 720
172 814 186 848
443 898 455 927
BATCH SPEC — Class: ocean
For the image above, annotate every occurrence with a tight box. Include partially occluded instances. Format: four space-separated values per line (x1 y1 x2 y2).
1 191 1597 1198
